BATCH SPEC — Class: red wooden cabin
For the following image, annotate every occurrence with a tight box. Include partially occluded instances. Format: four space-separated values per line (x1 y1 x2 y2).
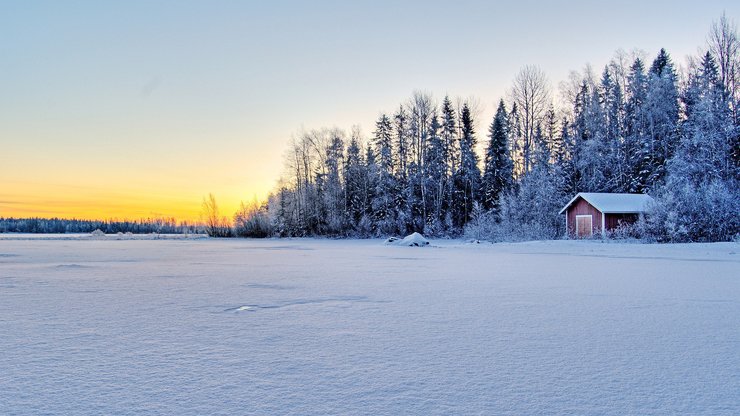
559 193 654 238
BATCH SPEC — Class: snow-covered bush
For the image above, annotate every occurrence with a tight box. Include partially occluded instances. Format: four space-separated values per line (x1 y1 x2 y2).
606 221 644 241
643 179 739 242
468 167 568 242
234 199 271 238
463 202 498 241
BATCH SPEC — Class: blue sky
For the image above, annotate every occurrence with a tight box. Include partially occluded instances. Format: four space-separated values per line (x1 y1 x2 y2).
1 0 738 219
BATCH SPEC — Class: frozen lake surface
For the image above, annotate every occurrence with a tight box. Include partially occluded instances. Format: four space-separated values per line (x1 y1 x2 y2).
1 237 738 415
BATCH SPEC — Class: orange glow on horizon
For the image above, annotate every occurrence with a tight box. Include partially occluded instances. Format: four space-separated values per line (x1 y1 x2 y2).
1 180 271 223
2 133 282 223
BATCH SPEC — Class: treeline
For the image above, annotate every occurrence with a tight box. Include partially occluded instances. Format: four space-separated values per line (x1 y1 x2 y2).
0 217 201 234
239 14 737 243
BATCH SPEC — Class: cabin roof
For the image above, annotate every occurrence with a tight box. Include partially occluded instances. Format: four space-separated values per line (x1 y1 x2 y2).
559 192 654 215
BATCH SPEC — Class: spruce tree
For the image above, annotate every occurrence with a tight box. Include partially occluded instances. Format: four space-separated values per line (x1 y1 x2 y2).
441 96 457 173
362 143 378 234
322 133 345 234
508 103 523 177
424 113 448 232
394 106 411 233
451 103 482 228
644 48 679 189
482 99 513 212
624 58 650 192
600 66 625 191
344 132 365 229
372 114 397 234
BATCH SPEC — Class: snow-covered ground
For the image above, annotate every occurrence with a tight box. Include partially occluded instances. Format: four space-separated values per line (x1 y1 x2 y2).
0 237 738 415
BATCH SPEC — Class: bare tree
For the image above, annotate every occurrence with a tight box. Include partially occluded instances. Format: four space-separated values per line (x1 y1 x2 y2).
408 91 434 168
708 12 740 121
559 69 585 119
201 193 231 237
510 65 551 175
607 48 647 100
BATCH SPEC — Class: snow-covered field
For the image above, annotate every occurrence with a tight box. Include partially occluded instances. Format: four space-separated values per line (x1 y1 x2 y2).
1 236 738 415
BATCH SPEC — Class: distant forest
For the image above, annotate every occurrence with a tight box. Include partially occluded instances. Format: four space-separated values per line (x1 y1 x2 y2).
207 14 737 242
0 217 200 234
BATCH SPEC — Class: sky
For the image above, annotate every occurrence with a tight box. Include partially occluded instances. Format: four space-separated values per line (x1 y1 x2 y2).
2 0 739 222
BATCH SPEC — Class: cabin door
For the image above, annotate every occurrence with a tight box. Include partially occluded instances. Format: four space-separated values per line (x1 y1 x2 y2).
576 215 593 238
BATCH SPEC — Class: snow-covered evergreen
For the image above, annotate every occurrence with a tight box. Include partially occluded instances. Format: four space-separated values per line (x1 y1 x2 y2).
482 100 513 212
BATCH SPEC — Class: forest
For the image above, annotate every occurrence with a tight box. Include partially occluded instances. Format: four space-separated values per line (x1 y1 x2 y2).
0 217 199 235
221 14 737 242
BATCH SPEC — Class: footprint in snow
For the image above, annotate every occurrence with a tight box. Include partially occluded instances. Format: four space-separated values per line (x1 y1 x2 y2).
223 296 382 314
224 305 257 313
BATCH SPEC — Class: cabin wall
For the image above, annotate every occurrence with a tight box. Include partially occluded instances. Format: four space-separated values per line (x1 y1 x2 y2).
566 198 602 237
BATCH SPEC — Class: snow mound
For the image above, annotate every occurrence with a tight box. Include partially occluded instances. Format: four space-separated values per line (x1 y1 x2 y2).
90 229 105 238
398 232 430 247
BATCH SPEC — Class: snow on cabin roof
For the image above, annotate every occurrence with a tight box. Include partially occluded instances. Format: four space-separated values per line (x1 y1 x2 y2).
559 192 654 214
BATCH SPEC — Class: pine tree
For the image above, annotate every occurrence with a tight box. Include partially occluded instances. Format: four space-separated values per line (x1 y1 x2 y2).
321 133 345 234
394 106 409 179
441 96 457 174
361 143 378 234
482 99 513 212
571 80 590 191
394 106 411 233
424 112 448 233
451 103 482 228
508 103 523 177
372 114 397 234
600 66 626 191
344 131 365 230
441 96 458 231
543 105 559 164
581 81 609 191
556 117 577 195
644 48 680 189
624 58 650 192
